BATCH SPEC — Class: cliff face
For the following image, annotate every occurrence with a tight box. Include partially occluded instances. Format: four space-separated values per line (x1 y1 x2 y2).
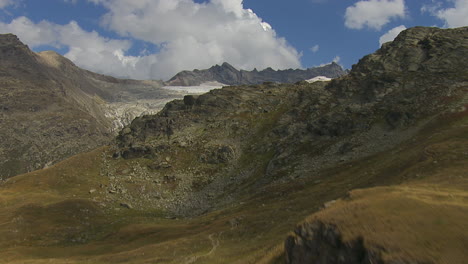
0 34 181 179
165 62 346 86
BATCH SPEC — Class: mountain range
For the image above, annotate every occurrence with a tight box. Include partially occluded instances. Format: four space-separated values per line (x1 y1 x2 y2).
0 26 467 263
165 61 346 86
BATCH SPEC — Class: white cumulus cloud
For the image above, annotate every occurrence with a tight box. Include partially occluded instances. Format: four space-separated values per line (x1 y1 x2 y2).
345 0 406 30
0 0 302 80
435 0 468 28
93 0 301 79
379 25 406 46
0 16 149 78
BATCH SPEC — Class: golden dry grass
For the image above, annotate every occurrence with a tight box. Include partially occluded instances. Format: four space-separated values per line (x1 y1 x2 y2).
303 182 468 264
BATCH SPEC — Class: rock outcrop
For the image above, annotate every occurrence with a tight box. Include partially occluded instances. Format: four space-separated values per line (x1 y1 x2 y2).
285 221 380 264
285 179 468 264
165 62 346 86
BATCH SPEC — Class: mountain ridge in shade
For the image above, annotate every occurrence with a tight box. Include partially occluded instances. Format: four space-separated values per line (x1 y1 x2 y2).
165 61 346 86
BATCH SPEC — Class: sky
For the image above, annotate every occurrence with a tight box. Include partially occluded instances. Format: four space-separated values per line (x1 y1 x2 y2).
0 0 467 80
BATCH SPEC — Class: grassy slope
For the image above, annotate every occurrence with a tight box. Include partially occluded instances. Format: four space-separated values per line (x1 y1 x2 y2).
287 107 468 263
303 183 468 264
0 104 467 263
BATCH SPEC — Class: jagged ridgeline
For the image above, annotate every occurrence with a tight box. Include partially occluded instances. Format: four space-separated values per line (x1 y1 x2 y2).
0 26 467 263
165 61 346 86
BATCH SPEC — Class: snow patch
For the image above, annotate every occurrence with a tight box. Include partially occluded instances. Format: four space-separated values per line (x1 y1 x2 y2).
306 76 332 83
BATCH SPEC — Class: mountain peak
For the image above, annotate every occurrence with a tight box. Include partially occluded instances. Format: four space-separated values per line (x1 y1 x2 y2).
0 33 23 46
166 62 346 86
0 33 35 62
221 62 236 70
37 50 71 69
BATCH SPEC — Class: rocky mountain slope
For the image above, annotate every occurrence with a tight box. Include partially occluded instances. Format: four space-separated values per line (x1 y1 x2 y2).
113 26 467 216
284 26 468 264
0 34 183 179
165 61 346 86
0 26 466 264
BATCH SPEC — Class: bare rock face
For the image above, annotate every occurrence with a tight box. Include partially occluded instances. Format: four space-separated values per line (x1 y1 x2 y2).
329 26 468 104
165 62 346 86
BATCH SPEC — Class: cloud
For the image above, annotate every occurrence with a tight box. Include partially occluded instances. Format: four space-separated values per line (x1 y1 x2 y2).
90 0 301 79
0 0 14 9
421 1 443 14
0 16 148 78
0 0 301 80
379 25 406 46
427 0 468 28
0 17 62 47
310 44 320 53
332 56 341 64
345 0 406 30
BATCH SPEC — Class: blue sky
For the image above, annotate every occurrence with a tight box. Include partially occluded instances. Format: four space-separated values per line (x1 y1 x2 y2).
0 0 466 80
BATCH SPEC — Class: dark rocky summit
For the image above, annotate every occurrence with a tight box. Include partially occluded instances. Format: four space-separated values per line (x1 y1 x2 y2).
165 61 346 86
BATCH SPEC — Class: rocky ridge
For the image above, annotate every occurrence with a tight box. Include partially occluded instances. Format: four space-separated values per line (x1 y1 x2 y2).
284 26 468 264
165 61 346 86
108 26 467 218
